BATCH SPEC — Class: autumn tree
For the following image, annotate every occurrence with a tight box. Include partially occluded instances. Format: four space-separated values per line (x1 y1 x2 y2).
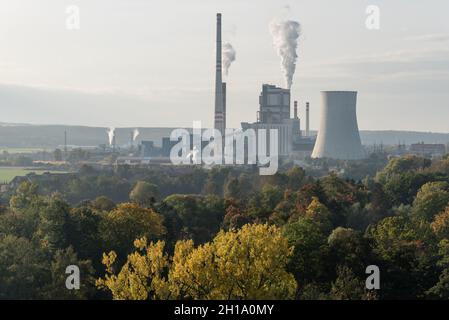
431 205 449 239
96 240 169 300
97 224 297 300
304 197 333 233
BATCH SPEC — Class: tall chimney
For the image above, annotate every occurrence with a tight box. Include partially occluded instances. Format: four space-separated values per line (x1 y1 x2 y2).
306 102 310 137
214 13 225 134
294 101 298 119
64 130 67 160
222 82 227 130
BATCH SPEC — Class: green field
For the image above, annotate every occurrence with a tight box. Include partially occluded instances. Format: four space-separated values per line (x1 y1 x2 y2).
0 147 47 154
0 167 66 183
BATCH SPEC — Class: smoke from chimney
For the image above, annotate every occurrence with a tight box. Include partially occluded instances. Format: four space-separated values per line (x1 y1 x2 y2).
269 19 301 89
222 43 236 76
133 128 140 141
107 127 115 146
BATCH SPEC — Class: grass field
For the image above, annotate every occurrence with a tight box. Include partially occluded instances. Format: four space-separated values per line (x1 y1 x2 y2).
0 148 47 154
0 167 67 183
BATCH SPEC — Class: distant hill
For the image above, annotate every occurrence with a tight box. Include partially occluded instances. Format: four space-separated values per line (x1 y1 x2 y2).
359 130 449 146
0 123 448 149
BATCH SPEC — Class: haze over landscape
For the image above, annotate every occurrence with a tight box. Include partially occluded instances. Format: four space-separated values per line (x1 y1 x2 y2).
1 0 448 132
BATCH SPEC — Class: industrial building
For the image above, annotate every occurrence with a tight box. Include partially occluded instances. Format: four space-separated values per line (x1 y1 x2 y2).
311 91 365 160
409 142 446 158
241 84 314 157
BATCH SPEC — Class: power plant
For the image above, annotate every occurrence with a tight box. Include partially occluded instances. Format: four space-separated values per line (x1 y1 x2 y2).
111 14 367 164
311 91 365 160
241 84 315 157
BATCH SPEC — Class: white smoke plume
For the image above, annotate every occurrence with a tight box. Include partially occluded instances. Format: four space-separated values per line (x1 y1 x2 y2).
107 127 115 146
269 19 301 89
222 43 236 76
186 145 200 164
133 128 140 141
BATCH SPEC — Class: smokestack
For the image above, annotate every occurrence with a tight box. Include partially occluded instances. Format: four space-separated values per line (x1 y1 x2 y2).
294 101 298 119
222 82 227 130
130 131 134 149
306 102 310 137
214 13 225 134
64 130 67 158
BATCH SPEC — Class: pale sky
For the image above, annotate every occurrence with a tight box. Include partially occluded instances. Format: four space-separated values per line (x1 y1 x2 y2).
0 0 448 132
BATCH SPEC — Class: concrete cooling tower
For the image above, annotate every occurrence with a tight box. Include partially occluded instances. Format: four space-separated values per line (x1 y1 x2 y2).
311 91 365 160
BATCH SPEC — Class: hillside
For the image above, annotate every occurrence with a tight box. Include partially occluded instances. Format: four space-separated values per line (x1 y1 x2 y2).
0 123 448 148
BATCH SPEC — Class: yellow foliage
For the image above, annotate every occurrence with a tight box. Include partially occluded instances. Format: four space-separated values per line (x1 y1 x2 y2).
431 206 449 239
97 224 297 300
96 238 169 300
305 197 332 231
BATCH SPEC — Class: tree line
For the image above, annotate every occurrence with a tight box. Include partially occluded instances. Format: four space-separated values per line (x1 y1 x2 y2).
2 155 449 299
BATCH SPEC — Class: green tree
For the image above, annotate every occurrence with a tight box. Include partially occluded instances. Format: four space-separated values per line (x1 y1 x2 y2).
37 194 71 252
66 206 103 261
0 235 49 299
412 182 449 221
42 246 95 299
99 203 166 258
367 214 439 299
328 227 372 273
283 218 328 290
129 181 159 207
54 148 63 161
160 194 225 244
286 166 306 191
91 196 116 212
329 266 367 300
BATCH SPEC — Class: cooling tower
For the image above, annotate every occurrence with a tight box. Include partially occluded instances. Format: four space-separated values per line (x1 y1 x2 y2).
311 91 365 160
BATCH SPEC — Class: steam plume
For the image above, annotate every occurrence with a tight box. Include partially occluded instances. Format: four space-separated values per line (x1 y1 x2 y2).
107 127 115 146
222 43 236 76
186 146 200 164
133 128 140 141
269 19 301 89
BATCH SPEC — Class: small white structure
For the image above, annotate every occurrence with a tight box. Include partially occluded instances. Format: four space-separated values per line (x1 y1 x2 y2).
311 91 365 160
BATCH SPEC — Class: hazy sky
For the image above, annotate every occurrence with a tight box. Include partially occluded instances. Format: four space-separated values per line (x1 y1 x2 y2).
1 0 448 132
